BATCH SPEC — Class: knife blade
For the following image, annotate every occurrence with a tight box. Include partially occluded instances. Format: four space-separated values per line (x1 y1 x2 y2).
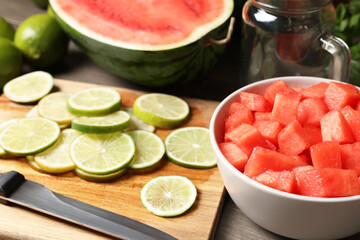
0 171 177 240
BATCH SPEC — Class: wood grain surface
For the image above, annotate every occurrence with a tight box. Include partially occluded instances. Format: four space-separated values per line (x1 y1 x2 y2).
0 79 225 240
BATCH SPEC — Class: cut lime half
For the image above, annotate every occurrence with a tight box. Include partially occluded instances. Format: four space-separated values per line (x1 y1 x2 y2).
71 110 130 134
34 129 81 173
140 175 197 217
127 130 165 170
70 132 135 174
165 127 217 168
67 87 121 116
3 71 53 103
133 93 189 129
0 117 60 155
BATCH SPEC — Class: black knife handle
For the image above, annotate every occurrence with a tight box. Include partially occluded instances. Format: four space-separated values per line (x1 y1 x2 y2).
0 171 25 204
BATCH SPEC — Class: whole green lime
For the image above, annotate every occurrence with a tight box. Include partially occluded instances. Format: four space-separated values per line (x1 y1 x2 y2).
0 38 22 89
0 16 15 40
14 14 69 69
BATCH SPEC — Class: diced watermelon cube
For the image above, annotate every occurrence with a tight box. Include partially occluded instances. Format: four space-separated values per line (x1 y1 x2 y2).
253 170 297 193
340 105 360 142
224 103 254 132
264 80 298 104
219 142 248 172
271 92 301 125
355 101 360 111
253 120 283 146
254 112 272 121
297 98 328 127
224 123 269 156
340 142 360 176
291 154 310 165
239 92 272 112
309 141 342 169
292 87 305 93
295 168 360 197
300 82 329 99
278 121 308 155
320 110 354 144
302 125 322 146
244 147 307 177
324 82 360 110
228 102 243 115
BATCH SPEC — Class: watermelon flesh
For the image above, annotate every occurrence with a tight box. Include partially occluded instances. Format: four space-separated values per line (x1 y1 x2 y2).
49 0 234 86
55 0 227 47
218 80 360 198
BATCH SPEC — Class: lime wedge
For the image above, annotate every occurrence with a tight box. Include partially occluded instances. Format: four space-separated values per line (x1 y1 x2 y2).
127 130 165 170
71 110 130 134
122 107 155 132
34 129 81 173
38 92 76 125
140 175 197 217
3 71 53 103
133 93 189 129
75 167 127 182
164 127 217 168
69 132 135 174
0 117 60 155
67 87 121 116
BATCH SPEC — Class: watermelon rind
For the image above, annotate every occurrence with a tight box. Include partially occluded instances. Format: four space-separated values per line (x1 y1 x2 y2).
48 0 234 86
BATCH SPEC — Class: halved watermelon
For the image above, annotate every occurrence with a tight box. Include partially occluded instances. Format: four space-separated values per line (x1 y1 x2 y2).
49 0 234 86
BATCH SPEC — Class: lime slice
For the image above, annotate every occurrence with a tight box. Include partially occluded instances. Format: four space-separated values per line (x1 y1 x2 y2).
140 175 197 217
126 130 165 170
26 106 40 118
70 132 135 174
164 127 217 168
27 105 70 129
0 117 60 155
38 92 76 125
0 119 18 155
67 87 121 116
75 167 127 182
34 129 81 173
26 155 46 173
122 107 155 132
71 110 130 134
3 71 53 103
133 93 189 129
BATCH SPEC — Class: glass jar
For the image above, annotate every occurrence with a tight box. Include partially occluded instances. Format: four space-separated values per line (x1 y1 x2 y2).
240 0 351 84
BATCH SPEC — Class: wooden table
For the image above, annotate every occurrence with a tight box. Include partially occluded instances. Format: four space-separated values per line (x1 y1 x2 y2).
0 1 359 239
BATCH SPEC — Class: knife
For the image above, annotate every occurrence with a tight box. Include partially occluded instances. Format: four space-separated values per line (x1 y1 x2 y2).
0 171 177 240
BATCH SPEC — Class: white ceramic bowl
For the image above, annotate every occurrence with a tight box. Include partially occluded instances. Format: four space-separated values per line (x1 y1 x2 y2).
210 76 360 240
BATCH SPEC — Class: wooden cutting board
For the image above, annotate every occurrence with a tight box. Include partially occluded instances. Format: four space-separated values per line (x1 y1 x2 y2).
0 79 225 240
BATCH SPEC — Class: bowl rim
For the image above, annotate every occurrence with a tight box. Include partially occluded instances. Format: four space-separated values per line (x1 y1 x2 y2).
210 76 360 203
